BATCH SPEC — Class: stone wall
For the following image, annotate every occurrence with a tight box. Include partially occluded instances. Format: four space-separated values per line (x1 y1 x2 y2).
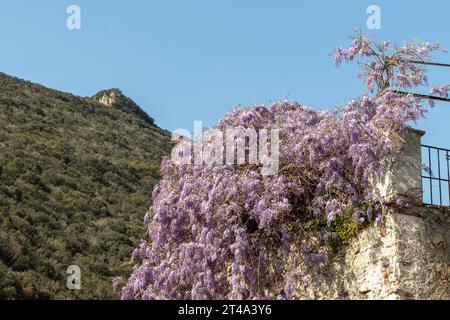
298 207 449 300
371 127 425 205
297 127 449 300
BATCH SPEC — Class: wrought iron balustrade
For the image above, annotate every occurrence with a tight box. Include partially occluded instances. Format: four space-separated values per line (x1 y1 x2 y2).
421 145 450 206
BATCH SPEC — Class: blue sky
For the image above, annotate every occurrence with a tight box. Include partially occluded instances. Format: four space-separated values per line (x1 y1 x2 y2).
0 0 449 148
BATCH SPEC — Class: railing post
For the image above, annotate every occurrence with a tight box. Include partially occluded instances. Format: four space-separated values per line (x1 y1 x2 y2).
372 127 425 206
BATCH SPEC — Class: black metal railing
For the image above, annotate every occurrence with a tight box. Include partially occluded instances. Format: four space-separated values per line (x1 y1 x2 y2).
421 145 450 206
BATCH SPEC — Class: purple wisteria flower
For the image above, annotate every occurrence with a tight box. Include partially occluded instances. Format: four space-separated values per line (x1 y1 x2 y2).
119 33 448 300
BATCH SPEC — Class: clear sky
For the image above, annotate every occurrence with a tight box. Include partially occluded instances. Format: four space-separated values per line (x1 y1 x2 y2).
0 0 449 149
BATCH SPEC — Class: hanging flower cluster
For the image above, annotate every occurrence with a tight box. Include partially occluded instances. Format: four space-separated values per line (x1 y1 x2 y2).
120 33 449 300
333 31 445 92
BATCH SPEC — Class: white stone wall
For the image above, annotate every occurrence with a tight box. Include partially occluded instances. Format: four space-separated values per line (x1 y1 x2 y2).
297 207 449 300
372 127 425 205
297 127 450 300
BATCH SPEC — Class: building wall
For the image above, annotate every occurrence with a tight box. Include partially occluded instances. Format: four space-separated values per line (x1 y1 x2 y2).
297 127 449 300
297 207 449 300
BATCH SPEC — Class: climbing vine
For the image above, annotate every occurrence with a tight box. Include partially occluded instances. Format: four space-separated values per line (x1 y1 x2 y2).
120 32 449 300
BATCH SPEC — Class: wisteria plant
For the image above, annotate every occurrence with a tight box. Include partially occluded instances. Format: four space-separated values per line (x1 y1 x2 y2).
119 32 449 300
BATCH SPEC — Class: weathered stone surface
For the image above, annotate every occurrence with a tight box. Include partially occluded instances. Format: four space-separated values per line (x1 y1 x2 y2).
297 207 450 300
317 125 450 300
371 127 425 205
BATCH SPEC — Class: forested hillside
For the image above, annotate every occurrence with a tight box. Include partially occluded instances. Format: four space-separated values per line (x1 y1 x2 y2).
0 73 172 299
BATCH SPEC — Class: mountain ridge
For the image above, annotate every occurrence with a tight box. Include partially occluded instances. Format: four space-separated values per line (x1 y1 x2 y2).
92 88 155 125
0 72 156 126
0 72 172 299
